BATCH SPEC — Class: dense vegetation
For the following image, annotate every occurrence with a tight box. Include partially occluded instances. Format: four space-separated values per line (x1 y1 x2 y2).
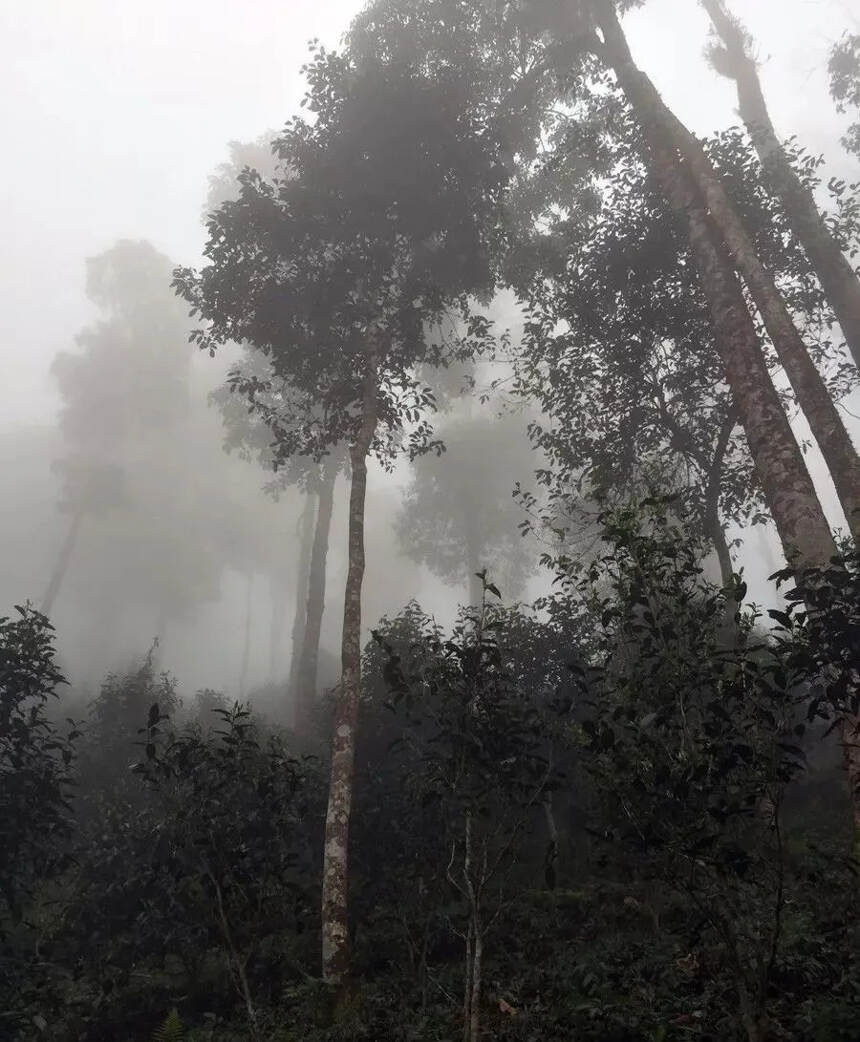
4 0 860 1040
2 508 858 1041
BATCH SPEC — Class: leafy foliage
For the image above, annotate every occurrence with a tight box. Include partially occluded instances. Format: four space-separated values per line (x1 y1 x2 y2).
152 1007 184 1042
175 45 505 470
0 606 76 925
829 32 860 160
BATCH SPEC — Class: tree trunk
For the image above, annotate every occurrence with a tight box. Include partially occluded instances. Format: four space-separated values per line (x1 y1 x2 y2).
595 0 860 867
842 715 860 864
542 794 560 891
702 0 860 373
704 411 738 588
594 6 842 562
295 455 337 733
268 574 289 685
596 27 835 567
41 508 83 616
321 349 379 990
238 572 253 700
594 1 860 545
287 492 316 721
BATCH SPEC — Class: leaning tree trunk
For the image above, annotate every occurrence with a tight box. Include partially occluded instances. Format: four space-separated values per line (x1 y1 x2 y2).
594 1 860 544
702 0 860 373
287 492 316 722
596 8 835 567
321 349 379 991
41 508 83 616
238 572 254 700
295 454 337 733
594 0 860 864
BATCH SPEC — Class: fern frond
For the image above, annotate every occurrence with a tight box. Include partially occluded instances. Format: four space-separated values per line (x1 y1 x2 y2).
152 1008 183 1042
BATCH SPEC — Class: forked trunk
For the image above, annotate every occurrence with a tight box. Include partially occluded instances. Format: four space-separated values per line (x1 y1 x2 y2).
594 1 860 544
295 454 337 733
41 508 83 617
702 0 860 373
321 349 379 989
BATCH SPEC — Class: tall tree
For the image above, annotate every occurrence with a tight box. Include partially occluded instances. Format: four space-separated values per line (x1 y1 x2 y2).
48 240 197 622
41 458 125 616
396 410 536 605
701 0 860 371
211 350 341 722
583 0 860 546
353 0 858 840
293 453 339 731
175 46 503 989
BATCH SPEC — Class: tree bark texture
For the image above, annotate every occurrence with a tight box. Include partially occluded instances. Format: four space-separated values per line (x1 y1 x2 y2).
702 0 860 373
594 8 836 569
295 455 337 732
321 349 379 989
287 492 316 722
597 0 860 867
41 508 83 617
595 1 860 545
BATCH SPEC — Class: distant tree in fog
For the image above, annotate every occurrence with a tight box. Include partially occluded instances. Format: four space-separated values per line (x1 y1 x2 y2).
396 410 535 605
210 345 344 722
45 241 190 619
207 136 340 716
176 44 504 988
47 240 225 655
41 457 125 616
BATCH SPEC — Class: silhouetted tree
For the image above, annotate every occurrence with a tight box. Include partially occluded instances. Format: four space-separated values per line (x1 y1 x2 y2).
175 45 504 988
703 0 860 371
396 411 535 605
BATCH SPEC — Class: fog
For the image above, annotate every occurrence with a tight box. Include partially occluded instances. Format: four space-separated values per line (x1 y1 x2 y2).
1 0 858 707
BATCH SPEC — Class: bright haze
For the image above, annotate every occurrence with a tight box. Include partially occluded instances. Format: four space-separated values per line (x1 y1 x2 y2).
0 0 857 699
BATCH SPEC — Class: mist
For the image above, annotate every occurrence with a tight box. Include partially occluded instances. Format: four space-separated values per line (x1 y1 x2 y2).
2 1 859 1038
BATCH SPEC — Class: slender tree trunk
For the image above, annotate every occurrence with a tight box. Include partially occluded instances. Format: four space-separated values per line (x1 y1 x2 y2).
41 508 83 616
238 572 253 700
287 493 316 721
594 1 860 544
542 794 560 891
702 0 860 372
704 411 738 588
470 925 483 1042
321 348 379 990
295 455 337 733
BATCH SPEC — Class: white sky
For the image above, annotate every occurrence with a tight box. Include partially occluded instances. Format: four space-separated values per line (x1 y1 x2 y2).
0 0 858 515
0 0 856 429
